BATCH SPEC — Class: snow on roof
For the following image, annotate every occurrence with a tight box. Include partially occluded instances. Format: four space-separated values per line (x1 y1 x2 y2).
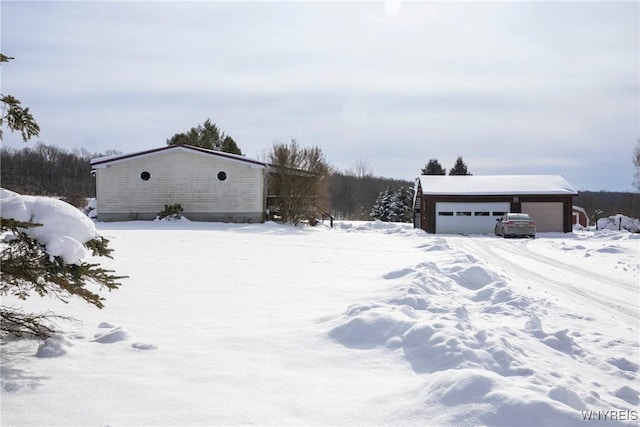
90 145 267 168
417 175 578 196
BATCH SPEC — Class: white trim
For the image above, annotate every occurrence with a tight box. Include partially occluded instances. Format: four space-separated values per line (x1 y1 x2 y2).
91 145 267 169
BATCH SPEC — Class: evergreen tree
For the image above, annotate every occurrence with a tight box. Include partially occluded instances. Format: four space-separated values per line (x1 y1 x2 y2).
449 156 472 175
166 119 243 155
1 216 125 339
421 159 446 175
0 55 40 142
370 188 392 221
370 187 414 222
199 119 221 149
220 135 242 155
395 187 415 222
0 54 125 340
387 190 403 222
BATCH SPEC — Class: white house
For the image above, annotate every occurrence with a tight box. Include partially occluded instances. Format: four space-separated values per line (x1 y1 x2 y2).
90 145 269 222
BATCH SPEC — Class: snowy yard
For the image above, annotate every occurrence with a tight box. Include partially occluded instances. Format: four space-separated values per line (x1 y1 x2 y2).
1 220 638 426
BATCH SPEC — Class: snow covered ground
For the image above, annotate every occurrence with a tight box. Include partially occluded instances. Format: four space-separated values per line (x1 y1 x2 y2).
1 219 638 426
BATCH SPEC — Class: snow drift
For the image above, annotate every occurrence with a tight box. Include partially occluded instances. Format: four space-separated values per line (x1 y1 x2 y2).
597 214 640 233
0 216 638 426
0 189 98 264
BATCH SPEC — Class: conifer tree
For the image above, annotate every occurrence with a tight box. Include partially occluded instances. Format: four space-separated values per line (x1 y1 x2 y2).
221 135 242 155
449 156 472 175
370 188 392 221
394 187 414 222
0 54 125 340
166 119 243 155
0 55 40 142
370 187 413 222
1 217 125 339
421 159 446 175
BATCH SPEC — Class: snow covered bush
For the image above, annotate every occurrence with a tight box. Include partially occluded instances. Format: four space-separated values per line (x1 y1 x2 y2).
370 187 413 222
597 214 640 233
0 189 125 340
157 203 184 220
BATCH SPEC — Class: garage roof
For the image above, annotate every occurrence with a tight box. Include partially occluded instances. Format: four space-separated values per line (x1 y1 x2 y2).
417 175 578 196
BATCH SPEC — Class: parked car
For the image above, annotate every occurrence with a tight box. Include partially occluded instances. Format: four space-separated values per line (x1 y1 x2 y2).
495 213 536 238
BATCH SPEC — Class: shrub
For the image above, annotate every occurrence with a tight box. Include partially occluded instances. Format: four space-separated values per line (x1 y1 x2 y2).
158 203 183 220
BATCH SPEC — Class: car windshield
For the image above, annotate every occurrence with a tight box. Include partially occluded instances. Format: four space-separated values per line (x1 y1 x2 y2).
507 214 531 221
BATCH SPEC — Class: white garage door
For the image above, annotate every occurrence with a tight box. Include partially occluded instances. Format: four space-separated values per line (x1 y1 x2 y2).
436 202 510 234
521 202 563 232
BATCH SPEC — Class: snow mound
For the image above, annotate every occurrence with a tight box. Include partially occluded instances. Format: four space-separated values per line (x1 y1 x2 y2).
328 305 416 349
93 327 132 344
607 357 639 373
445 264 500 290
335 220 424 237
597 214 640 233
548 385 586 410
131 342 158 351
35 333 74 358
615 386 639 405
328 252 537 378
326 233 637 425
411 369 581 426
0 189 99 264
98 322 116 329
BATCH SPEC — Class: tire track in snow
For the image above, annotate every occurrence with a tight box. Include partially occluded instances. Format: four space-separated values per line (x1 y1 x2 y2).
516 243 636 294
447 237 639 322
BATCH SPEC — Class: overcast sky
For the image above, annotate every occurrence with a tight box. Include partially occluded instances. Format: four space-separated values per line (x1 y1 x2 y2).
2 1 638 191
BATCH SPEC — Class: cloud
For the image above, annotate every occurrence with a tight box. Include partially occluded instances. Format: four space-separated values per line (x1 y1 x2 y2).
1 1 637 191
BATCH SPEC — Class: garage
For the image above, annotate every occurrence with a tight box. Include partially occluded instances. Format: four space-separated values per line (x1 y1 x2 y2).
521 202 563 232
414 175 578 234
436 202 510 234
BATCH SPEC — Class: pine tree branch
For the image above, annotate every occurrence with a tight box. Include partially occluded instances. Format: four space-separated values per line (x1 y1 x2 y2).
0 306 71 341
1 216 127 339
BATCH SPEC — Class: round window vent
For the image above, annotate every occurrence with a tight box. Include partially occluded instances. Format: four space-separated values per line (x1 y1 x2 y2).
140 171 151 181
217 171 227 181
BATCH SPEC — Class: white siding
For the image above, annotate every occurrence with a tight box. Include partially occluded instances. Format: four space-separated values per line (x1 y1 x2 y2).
96 149 265 219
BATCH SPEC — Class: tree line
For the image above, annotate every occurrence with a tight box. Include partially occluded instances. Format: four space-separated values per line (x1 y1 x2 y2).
0 143 117 204
328 160 413 221
3 142 639 220
0 141 413 218
574 191 640 222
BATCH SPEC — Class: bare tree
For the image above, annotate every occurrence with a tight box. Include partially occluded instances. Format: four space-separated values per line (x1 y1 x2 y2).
1 142 117 201
349 159 374 220
267 139 330 225
633 140 640 192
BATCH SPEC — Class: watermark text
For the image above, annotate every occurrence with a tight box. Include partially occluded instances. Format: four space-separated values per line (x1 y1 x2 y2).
581 410 638 422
